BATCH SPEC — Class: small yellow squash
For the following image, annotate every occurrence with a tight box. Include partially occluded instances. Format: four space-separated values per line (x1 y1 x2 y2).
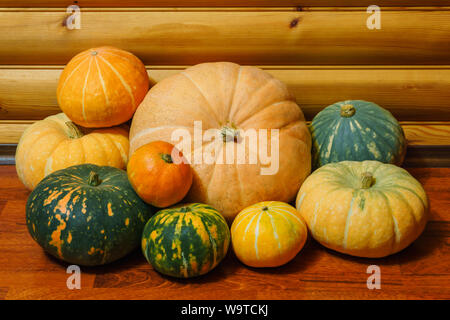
231 201 308 267
296 160 428 258
16 113 129 190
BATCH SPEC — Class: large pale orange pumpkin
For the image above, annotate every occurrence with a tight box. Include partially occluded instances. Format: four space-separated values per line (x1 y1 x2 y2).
16 113 129 190
127 141 193 208
57 46 149 128
130 62 311 222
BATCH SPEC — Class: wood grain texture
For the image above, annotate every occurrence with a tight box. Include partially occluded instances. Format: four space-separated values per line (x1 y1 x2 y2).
0 287 7 300
1 66 450 121
1 119 449 146
403 123 450 146
3 1 450 8
0 121 33 144
0 10 449 65
0 165 448 300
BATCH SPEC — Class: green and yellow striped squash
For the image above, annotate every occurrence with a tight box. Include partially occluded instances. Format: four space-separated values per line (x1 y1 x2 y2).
310 100 406 169
296 160 428 258
142 203 230 278
26 164 154 266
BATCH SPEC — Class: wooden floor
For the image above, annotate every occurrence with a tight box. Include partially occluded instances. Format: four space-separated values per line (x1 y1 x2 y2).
0 165 448 300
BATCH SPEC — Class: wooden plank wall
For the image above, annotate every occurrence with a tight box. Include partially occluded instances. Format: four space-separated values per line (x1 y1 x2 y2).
0 2 449 165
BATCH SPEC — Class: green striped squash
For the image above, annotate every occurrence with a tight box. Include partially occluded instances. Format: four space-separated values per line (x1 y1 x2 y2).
26 164 154 266
310 100 406 169
142 203 230 278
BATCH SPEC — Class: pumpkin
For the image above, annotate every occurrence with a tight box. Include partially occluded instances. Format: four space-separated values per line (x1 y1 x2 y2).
127 141 193 208
26 164 154 266
142 203 230 278
310 100 406 169
296 160 428 258
15 113 129 190
231 201 307 268
130 62 311 222
57 46 149 128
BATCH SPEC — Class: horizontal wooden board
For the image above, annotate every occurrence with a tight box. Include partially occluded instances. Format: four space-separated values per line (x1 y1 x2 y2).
402 122 450 146
1 119 449 146
0 121 31 144
1 66 449 121
404 146 450 168
0 10 449 65
3 1 450 8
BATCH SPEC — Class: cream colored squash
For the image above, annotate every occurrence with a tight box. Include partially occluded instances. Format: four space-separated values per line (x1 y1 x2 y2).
130 62 311 222
296 160 428 258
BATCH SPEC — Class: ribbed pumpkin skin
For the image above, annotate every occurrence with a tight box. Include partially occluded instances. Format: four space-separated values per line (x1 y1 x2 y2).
142 203 230 278
26 164 154 266
231 201 307 267
130 62 311 222
310 100 406 169
15 113 129 190
57 46 149 128
296 161 428 258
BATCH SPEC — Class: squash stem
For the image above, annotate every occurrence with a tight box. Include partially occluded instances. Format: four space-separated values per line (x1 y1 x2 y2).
361 172 375 189
160 153 173 164
340 104 356 117
88 171 101 186
65 121 84 139
221 126 239 143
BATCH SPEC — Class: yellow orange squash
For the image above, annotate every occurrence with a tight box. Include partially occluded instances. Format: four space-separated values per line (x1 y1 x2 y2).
127 141 193 207
231 201 308 267
16 113 129 190
57 46 149 128
296 160 428 258
130 62 311 222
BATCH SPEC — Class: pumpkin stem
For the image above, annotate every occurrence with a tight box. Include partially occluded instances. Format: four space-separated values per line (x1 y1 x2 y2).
221 126 239 143
65 121 83 139
160 153 173 164
88 171 101 187
262 206 269 211
361 172 375 189
340 104 356 117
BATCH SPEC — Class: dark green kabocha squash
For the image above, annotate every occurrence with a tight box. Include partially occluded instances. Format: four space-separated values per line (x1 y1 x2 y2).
142 203 230 278
26 164 154 266
310 100 406 169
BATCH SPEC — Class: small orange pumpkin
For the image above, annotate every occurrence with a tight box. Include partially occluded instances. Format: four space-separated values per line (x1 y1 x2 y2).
57 46 149 128
231 201 308 268
127 141 193 208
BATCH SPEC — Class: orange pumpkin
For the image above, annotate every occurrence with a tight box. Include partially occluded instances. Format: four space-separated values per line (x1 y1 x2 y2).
15 113 129 190
127 141 193 208
57 46 149 128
